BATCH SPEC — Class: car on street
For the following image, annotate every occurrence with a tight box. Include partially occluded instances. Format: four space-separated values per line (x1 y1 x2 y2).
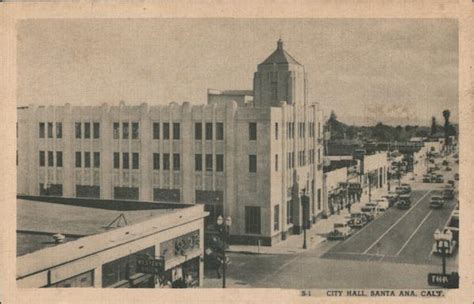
361 204 377 221
435 174 444 183
396 195 411 209
327 222 352 240
447 180 455 188
442 186 455 200
348 212 368 228
395 186 411 195
430 192 445 209
383 192 399 207
442 160 449 166
454 173 459 181
445 166 452 171
423 174 432 183
400 183 412 193
375 198 389 212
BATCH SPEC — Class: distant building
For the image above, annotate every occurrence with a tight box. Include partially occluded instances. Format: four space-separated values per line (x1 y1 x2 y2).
17 40 325 246
16 197 207 288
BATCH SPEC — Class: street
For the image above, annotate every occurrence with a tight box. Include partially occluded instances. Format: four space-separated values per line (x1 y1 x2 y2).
204 154 459 289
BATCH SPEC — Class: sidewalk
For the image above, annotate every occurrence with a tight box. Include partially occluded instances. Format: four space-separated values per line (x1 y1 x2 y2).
228 207 360 255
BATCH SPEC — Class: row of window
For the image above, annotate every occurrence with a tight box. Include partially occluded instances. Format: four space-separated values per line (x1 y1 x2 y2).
193 154 224 172
39 122 62 139
76 122 100 139
113 152 140 170
75 151 100 168
113 122 140 140
39 151 62 167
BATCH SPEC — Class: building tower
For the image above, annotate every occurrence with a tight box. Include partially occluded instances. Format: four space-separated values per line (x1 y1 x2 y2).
253 39 307 108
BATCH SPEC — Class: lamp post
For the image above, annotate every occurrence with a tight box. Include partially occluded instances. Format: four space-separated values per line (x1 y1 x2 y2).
216 215 231 288
301 189 310 249
434 229 452 274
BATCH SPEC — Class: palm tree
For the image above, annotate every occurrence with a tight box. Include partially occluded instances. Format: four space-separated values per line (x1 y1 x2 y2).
443 110 450 148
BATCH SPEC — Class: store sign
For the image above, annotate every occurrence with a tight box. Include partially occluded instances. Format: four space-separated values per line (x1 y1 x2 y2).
427 273 459 288
160 230 200 260
136 256 164 275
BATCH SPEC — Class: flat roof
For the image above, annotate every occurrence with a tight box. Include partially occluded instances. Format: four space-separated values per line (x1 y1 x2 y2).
17 198 180 256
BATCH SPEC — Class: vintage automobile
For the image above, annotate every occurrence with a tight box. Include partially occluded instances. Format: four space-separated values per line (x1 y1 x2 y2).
447 180 455 188
348 212 368 229
442 186 455 200
430 193 445 209
431 228 457 256
435 174 444 183
442 160 449 166
400 183 412 193
445 166 452 171
383 192 399 207
395 186 411 195
375 198 390 212
327 222 352 240
361 204 378 221
396 194 411 209
423 174 432 183
454 173 459 181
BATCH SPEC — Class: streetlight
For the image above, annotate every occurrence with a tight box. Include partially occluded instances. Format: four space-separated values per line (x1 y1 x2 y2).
216 215 231 288
301 189 310 249
434 229 452 274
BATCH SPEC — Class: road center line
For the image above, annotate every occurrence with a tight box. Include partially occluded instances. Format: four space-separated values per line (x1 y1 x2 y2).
395 210 433 256
362 190 432 254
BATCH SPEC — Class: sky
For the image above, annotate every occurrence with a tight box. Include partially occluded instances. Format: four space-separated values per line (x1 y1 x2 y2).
17 18 458 126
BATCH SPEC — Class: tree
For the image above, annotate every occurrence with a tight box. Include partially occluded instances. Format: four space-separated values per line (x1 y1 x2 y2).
329 110 337 123
442 110 451 146
431 117 437 135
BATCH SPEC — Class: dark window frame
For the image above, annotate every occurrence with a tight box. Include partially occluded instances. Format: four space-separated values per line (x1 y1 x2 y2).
75 151 82 168
245 206 261 234
195 154 202 171
216 154 224 172
195 122 202 140
173 123 180 140
216 122 224 140
153 153 160 170
249 122 257 140
249 154 257 173
163 123 170 140
172 153 180 171
153 122 160 140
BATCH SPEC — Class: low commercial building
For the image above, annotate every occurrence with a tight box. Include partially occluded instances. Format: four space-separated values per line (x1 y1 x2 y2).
17 197 207 288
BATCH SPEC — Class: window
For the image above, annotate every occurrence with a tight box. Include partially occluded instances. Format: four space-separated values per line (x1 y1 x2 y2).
39 151 45 167
39 123 45 138
205 123 213 140
195 123 202 140
249 122 257 140
318 122 321 138
245 206 261 234
317 149 321 163
93 122 100 139
75 152 81 168
84 152 91 168
132 122 139 139
84 122 91 139
122 153 129 169
216 154 224 172
317 188 322 210
113 123 120 139
132 153 139 169
113 152 119 169
122 122 129 139
48 151 54 167
163 123 170 140
153 122 160 139
195 154 202 171
173 123 180 140
275 154 278 171
287 122 290 139
172 153 180 171
292 152 295 168
163 153 170 170
249 155 257 173
287 152 291 169
205 154 213 171
153 153 160 170
56 151 63 167
56 123 62 139
93 152 100 168
216 123 224 140
275 123 278 140
274 205 280 231
48 122 53 138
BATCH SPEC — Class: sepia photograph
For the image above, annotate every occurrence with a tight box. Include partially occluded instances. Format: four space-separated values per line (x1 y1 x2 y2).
2 2 472 302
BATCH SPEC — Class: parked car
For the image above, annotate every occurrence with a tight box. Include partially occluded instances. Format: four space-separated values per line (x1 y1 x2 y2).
447 180 455 188
348 212 368 228
361 204 378 221
400 183 412 193
327 222 352 240
396 195 411 209
445 166 452 171
383 192 399 207
442 186 455 200
454 173 459 181
442 160 449 166
430 192 445 209
375 198 390 212
435 174 444 183
395 186 411 195
453 153 458 159
423 174 432 183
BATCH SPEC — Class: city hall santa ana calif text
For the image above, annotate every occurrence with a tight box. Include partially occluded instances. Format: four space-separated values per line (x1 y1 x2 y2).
17 40 325 246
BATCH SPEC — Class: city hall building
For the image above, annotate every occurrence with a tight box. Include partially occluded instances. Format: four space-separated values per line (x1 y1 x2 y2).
17 40 325 245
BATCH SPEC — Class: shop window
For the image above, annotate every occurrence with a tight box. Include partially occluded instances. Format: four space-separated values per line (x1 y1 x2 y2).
245 206 261 234
216 154 224 172
249 155 257 173
84 122 91 139
113 187 139 200
163 123 170 140
153 153 160 170
48 270 94 288
102 247 155 288
205 123 212 140
39 122 45 138
153 188 180 202
132 122 139 139
173 123 180 140
56 122 62 139
195 154 202 171
216 122 224 140
93 122 100 139
132 153 139 169
173 154 180 171
163 153 170 170
76 185 100 198
40 183 63 196
153 122 160 139
249 122 257 140
195 123 202 140
205 154 213 171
